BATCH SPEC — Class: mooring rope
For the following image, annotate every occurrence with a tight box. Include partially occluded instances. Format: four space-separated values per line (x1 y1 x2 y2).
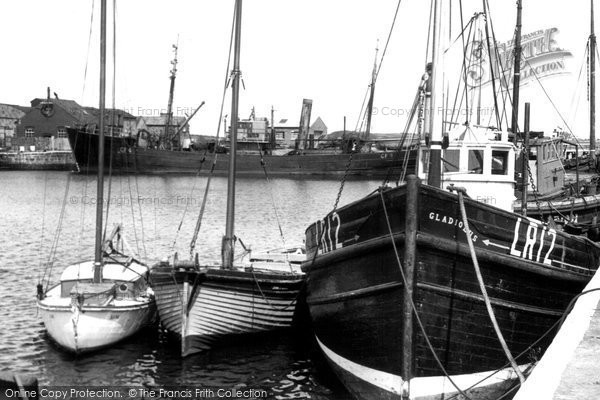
249 267 302 312
378 189 472 399
454 187 525 383
446 286 600 400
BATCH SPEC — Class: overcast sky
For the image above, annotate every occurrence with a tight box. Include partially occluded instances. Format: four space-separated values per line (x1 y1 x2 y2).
0 0 595 138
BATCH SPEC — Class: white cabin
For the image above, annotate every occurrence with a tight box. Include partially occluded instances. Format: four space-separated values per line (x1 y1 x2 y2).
418 125 517 212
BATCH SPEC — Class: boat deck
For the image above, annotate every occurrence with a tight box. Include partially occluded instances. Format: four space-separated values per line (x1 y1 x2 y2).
513 268 600 399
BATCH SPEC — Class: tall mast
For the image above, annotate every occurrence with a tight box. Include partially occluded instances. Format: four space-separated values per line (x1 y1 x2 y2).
364 40 379 140
94 0 107 282
222 0 242 269
591 0 596 164
427 0 443 188
165 40 179 150
511 0 523 143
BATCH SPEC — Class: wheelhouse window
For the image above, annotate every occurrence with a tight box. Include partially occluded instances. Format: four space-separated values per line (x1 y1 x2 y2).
491 150 509 175
442 149 460 172
25 127 35 138
468 149 484 174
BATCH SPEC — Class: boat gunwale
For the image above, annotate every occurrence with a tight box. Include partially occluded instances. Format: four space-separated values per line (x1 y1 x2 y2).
302 231 592 283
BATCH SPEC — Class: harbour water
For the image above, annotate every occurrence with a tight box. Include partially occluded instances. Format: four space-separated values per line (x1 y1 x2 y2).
0 170 384 399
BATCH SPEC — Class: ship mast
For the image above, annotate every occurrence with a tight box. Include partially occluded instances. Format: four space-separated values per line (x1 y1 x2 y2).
222 0 242 269
427 0 443 188
94 0 107 282
364 41 379 140
511 0 523 143
165 40 179 150
590 0 596 166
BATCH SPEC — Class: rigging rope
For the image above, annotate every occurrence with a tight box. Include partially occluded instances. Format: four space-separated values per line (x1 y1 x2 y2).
523 58 575 136
484 0 513 130
378 189 472 399
565 43 589 144
258 148 290 259
132 154 148 258
36 172 49 284
103 0 117 245
182 1 236 258
445 286 600 400
123 152 141 256
333 152 354 211
189 154 211 258
42 174 72 291
375 0 402 81
77 131 93 257
168 158 205 254
455 188 526 383
355 0 403 136
81 0 95 99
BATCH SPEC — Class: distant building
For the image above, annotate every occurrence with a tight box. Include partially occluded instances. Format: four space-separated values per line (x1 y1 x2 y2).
0 104 29 149
83 107 138 137
229 115 327 149
273 118 299 148
15 96 136 151
238 117 270 141
15 98 96 151
309 117 328 139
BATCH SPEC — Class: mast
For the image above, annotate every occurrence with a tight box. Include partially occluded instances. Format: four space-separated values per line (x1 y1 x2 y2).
511 0 522 143
591 0 596 165
364 41 379 140
94 0 107 282
270 105 275 153
427 0 443 188
222 0 242 269
165 40 179 150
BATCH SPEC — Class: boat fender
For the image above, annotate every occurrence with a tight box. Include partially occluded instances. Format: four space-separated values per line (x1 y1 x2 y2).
36 283 44 300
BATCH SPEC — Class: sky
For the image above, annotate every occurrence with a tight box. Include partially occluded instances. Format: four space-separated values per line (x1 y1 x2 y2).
0 0 596 138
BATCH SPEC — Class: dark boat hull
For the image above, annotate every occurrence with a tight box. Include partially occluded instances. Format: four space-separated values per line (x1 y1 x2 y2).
150 265 305 356
522 194 600 238
67 128 415 177
302 178 600 399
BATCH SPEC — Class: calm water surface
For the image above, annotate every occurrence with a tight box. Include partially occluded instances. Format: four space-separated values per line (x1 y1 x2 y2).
0 171 384 399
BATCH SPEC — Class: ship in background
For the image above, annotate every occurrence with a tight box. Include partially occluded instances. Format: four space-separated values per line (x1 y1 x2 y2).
68 100 415 178
67 41 416 178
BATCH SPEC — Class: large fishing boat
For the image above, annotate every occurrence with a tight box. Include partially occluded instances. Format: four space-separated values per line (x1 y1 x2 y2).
514 3 600 239
66 13 414 178
149 0 305 357
67 128 411 177
301 1 600 399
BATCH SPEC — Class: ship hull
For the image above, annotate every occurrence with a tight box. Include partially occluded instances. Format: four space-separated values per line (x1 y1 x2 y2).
150 266 305 356
521 194 600 238
67 128 414 177
302 178 600 399
38 285 155 353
